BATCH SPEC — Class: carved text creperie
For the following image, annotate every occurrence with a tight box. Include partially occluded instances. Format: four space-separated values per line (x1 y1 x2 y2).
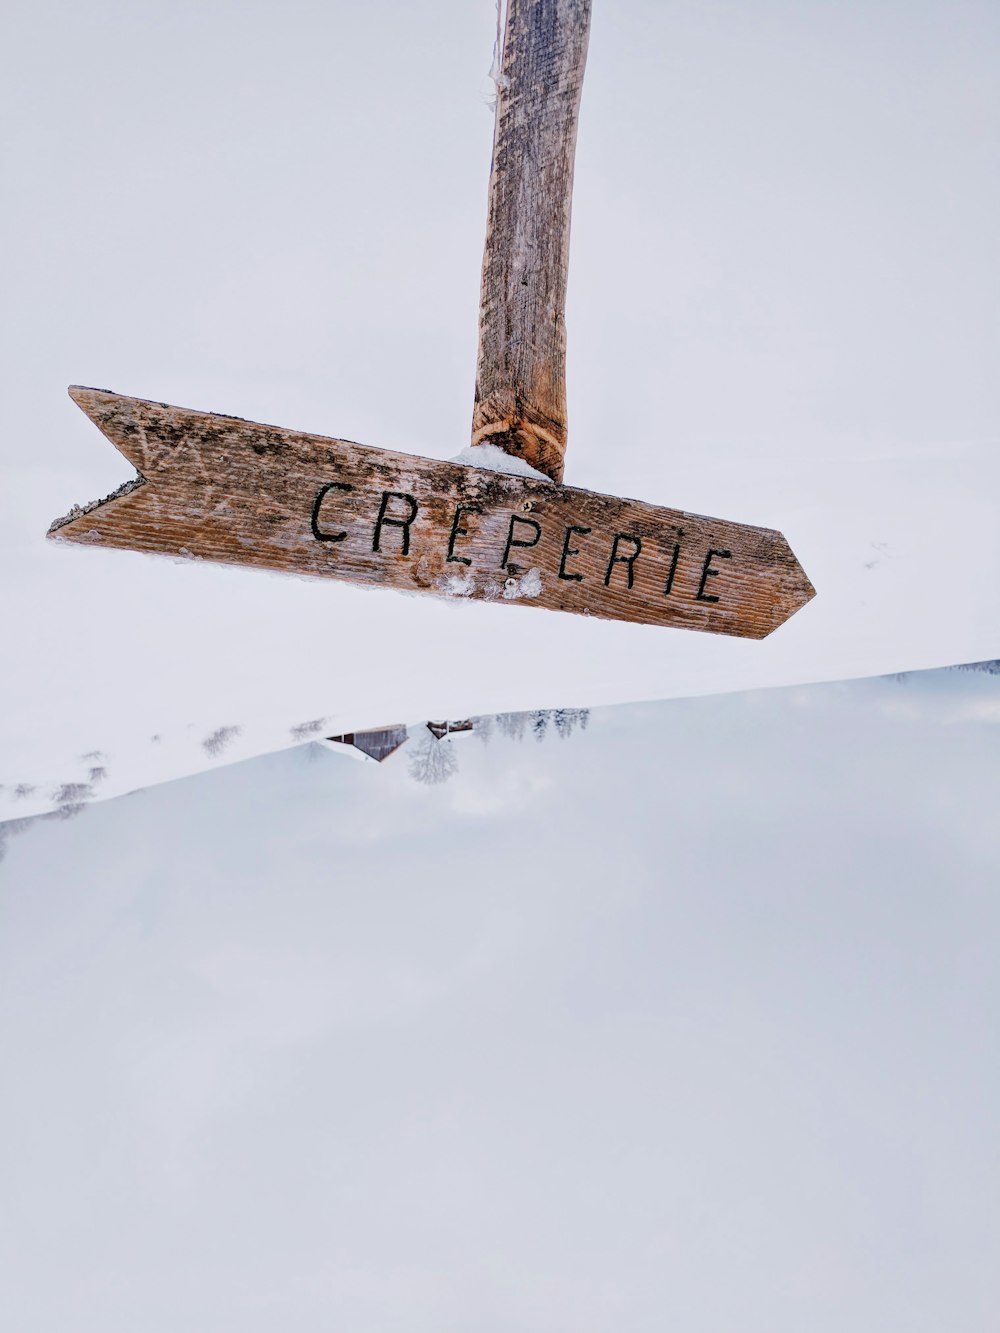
310 482 734 607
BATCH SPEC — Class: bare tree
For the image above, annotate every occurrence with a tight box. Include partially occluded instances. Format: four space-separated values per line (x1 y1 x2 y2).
203 725 240 757
289 718 326 740
407 730 459 785
51 782 93 805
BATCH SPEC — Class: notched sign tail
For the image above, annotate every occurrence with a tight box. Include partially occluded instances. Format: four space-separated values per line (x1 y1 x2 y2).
47 387 153 537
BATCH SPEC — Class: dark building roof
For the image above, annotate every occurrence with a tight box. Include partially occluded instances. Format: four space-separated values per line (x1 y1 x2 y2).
326 725 408 763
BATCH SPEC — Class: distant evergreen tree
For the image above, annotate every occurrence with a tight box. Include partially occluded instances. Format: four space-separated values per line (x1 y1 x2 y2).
530 710 550 741
472 714 495 744
495 711 529 742
490 707 590 742
553 707 590 738
553 708 574 738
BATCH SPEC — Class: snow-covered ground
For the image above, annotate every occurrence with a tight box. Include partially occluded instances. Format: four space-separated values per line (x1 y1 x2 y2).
2 0 998 816
2 668 998 1330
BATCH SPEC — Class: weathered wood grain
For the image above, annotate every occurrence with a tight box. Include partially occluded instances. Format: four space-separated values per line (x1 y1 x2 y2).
50 388 815 637
472 0 591 482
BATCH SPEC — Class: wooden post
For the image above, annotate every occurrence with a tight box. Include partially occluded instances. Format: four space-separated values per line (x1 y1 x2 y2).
472 0 592 484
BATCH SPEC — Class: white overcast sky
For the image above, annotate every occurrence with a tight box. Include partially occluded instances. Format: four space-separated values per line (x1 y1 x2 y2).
1 0 999 814
1 667 999 1330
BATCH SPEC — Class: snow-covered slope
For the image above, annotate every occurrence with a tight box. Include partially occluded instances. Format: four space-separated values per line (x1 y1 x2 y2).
2 670 998 1330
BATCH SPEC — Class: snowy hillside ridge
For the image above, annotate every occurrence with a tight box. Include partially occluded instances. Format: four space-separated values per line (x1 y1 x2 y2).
0 707 592 858
4 645 1000 828
4 669 997 866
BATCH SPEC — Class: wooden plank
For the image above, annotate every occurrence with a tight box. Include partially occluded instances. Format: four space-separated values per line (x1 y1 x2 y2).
49 388 815 638
472 0 592 482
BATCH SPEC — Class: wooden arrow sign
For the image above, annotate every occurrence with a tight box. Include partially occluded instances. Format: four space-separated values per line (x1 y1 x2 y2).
49 2 815 639
49 388 814 638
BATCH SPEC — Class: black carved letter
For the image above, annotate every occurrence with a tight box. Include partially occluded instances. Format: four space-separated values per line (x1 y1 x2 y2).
696 548 732 602
558 525 591 581
373 491 419 555
663 541 681 595
447 503 480 566
311 481 354 543
604 534 642 589
500 515 542 570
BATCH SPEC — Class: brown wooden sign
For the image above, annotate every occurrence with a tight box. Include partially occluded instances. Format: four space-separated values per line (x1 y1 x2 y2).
49 388 814 638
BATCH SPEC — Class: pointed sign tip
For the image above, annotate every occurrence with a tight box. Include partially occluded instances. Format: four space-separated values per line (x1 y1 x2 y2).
764 570 817 637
